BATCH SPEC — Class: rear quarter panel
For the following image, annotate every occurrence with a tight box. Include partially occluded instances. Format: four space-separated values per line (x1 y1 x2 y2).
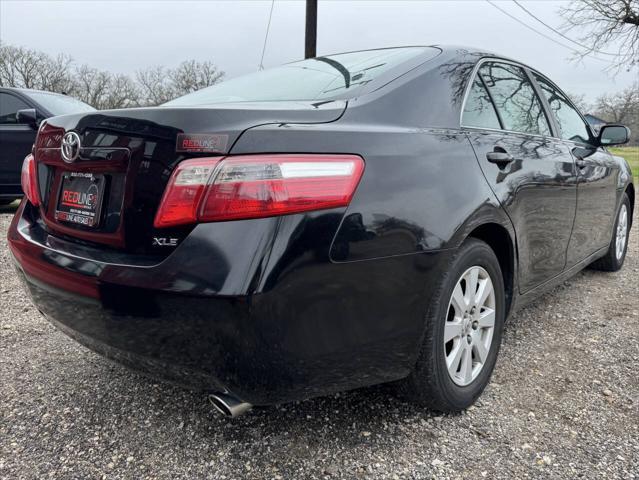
225 123 515 401
232 123 507 261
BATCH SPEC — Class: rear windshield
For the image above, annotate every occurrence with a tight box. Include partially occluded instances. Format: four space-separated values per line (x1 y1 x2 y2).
164 47 439 106
27 91 95 116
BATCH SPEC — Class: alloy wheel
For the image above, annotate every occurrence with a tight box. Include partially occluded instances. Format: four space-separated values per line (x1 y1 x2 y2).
444 266 496 386
616 204 628 260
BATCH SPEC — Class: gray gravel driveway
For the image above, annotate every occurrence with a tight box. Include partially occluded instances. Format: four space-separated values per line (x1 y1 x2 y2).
1 202 638 479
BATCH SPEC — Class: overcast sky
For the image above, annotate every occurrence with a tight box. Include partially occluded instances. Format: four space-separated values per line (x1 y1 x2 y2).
1 0 636 102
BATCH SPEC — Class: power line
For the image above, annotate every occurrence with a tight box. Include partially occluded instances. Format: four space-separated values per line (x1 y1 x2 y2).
485 0 611 63
259 0 276 71
512 0 621 57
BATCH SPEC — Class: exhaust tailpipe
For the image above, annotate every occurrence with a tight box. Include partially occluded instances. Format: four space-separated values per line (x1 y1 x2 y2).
208 393 252 418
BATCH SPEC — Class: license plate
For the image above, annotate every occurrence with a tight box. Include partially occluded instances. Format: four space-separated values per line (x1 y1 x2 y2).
55 173 105 227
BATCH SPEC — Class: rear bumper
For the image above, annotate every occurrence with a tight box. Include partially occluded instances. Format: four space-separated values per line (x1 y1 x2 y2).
8 200 452 405
18 269 248 394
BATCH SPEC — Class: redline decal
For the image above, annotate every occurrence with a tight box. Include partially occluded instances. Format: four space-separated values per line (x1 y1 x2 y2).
55 173 104 228
61 188 97 209
176 133 228 153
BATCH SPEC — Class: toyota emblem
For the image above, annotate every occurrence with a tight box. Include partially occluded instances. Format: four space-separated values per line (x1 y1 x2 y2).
61 131 81 163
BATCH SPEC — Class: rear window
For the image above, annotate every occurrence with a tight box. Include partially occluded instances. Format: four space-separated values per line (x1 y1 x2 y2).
164 47 439 106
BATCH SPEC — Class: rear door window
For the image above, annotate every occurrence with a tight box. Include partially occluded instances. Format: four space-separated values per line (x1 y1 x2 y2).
534 74 593 144
478 62 551 136
462 77 501 130
0 93 30 124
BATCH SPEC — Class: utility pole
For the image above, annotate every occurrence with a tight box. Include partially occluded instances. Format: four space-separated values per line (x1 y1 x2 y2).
305 0 317 59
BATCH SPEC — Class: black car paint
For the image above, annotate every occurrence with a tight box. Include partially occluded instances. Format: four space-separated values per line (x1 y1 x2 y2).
31 102 346 255
467 132 578 292
7 47 634 406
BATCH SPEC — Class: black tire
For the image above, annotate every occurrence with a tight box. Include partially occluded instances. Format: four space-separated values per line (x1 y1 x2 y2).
400 238 506 412
590 193 631 272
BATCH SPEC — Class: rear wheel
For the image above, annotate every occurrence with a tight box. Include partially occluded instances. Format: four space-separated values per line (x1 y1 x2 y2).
590 193 631 272
400 239 505 412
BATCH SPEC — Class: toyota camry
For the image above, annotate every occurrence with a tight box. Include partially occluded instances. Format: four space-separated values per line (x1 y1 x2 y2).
8 46 634 417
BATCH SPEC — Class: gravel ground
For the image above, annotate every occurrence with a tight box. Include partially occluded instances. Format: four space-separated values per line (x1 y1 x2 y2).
1 201 638 480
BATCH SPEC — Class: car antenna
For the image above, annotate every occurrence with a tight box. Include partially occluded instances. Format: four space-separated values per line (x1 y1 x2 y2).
258 0 275 71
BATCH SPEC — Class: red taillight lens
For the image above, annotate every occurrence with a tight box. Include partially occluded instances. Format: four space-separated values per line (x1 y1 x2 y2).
21 154 40 206
35 121 64 149
154 154 364 228
153 157 222 228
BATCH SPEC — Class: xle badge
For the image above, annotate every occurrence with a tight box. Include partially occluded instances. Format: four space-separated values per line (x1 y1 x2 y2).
153 237 178 247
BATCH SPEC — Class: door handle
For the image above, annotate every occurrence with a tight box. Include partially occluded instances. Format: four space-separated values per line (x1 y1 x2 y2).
486 151 515 164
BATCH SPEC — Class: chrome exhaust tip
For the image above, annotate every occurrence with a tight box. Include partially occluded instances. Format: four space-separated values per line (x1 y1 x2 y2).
208 392 252 418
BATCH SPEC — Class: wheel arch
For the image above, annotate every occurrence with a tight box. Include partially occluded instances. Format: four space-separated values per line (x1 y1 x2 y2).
625 182 635 229
466 222 516 318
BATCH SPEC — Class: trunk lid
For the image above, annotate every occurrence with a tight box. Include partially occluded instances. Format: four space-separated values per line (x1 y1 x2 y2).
34 101 345 256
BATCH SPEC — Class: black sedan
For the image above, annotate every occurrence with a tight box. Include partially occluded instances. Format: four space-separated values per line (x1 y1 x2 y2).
0 87 94 204
8 46 634 417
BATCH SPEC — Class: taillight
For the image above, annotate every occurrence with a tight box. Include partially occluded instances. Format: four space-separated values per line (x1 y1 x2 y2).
154 154 364 228
21 154 40 206
35 121 64 149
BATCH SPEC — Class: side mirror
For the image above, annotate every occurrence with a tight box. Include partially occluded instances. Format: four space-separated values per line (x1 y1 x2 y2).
598 124 630 146
16 109 39 129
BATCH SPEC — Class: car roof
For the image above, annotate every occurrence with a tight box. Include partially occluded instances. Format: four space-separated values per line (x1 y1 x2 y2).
318 44 523 65
0 86 70 97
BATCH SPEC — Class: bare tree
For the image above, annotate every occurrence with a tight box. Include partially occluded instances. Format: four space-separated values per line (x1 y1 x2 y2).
71 66 141 109
560 0 639 72
71 65 112 107
1 42 224 109
104 75 140 109
136 66 174 106
0 43 74 92
594 82 639 122
566 92 592 113
169 60 224 95
593 82 639 144
137 61 224 106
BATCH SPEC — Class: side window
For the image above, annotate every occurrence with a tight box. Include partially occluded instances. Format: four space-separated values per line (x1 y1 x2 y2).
479 62 551 136
534 75 592 144
0 93 30 124
462 77 501 130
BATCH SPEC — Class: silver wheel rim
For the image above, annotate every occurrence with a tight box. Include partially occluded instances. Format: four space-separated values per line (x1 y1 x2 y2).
615 204 628 260
444 266 496 387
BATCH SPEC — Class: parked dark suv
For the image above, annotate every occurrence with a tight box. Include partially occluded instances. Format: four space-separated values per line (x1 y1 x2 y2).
0 87 94 204
8 46 634 417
